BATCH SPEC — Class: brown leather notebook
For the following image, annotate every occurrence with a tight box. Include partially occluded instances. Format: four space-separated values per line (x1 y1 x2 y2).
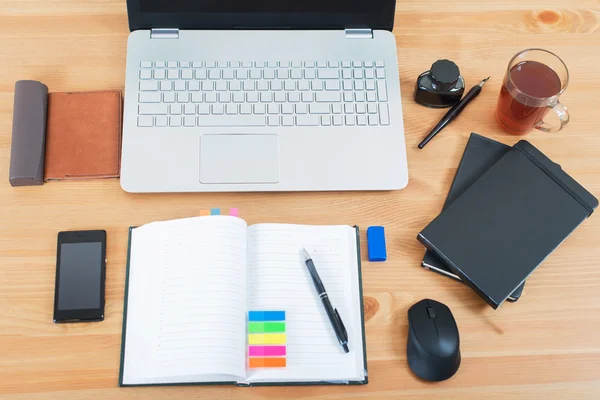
44 90 122 181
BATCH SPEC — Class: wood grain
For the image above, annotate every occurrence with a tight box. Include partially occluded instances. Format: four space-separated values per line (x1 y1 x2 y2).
1 0 600 398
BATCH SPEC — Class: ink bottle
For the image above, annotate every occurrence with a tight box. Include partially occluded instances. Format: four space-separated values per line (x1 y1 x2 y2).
414 59 465 108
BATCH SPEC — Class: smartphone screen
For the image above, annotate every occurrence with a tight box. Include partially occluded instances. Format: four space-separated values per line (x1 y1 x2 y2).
53 230 106 323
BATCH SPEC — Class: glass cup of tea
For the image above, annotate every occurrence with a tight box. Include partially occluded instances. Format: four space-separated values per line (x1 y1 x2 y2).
496 48 569 135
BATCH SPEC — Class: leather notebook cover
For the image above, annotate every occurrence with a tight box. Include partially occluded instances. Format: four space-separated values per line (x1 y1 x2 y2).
418 140 598 309
421 133 525 301
44 91 122 180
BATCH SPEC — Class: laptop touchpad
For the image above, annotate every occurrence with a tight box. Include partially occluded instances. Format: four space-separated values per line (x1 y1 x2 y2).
200 134 280 184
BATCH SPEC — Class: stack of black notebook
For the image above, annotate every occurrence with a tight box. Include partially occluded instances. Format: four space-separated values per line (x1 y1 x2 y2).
419 133 598 309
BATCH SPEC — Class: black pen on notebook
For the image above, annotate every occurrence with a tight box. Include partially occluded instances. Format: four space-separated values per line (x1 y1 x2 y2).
301 248 349 353
418 77 490 149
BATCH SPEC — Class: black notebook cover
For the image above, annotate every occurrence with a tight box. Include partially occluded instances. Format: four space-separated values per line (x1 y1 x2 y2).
421 133 524 301
418 140 598 308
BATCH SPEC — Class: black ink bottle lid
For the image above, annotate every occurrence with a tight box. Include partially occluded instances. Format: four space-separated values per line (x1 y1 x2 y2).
414 59 465 108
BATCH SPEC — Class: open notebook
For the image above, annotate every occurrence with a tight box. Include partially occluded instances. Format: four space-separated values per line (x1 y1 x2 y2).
119 216 367 386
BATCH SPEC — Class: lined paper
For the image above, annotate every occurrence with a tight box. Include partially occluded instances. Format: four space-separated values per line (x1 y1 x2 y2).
245 224 364 383
122 218 365 385
122 216 248 385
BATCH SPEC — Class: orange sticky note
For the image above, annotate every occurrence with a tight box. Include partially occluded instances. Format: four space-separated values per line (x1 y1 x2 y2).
249 357 287 368
200 210 210 216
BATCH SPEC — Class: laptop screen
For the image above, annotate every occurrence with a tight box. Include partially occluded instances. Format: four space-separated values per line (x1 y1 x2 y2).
140 0 376 14
128 0 396 31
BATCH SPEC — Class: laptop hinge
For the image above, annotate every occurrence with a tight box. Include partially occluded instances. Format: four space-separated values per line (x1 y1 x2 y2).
345 29 373 39
150 28 179 39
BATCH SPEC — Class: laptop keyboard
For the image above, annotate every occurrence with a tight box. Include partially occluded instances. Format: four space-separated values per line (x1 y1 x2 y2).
136 61 390 128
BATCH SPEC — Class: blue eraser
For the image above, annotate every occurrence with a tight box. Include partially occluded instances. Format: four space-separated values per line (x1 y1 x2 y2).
367 226 387 262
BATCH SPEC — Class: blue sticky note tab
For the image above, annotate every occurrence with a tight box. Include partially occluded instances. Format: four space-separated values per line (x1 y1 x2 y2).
249 311 286 321
367 226 387 262
210 208 220 215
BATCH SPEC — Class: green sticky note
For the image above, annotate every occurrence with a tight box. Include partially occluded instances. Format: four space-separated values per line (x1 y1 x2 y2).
248 322 286 333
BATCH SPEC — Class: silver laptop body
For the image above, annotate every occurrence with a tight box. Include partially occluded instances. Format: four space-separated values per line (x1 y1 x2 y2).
121 0 408 192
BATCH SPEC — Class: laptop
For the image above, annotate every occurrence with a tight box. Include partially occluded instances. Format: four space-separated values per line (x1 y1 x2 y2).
121 0 408 193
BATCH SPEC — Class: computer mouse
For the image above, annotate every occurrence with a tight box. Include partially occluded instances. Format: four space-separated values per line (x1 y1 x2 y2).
407 299 461 381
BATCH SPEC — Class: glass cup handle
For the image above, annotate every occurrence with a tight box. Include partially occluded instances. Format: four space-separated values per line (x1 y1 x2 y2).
536 102 569 133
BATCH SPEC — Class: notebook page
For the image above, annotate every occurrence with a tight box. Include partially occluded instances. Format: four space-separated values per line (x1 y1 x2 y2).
122 216 248 385
244 224 364 383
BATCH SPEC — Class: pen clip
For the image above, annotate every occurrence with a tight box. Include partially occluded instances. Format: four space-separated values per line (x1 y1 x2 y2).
334 308 347 340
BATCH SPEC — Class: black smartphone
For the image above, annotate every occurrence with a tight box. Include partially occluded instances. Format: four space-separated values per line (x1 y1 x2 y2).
53 230 107 323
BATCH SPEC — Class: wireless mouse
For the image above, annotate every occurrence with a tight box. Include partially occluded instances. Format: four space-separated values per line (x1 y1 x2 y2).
407 299 461 381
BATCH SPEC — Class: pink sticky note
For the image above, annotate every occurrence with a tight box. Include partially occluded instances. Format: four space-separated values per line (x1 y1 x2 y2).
248 346 286 357
230 208 239 217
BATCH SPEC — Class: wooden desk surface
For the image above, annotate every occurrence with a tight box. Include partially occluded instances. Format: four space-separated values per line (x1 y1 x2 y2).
1 0 599 398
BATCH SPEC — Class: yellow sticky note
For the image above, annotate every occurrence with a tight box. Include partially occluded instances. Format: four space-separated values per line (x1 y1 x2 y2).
248 333 286 345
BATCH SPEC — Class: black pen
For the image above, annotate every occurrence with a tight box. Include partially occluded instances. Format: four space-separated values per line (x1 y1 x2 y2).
418 77 490 149
301 248 349 353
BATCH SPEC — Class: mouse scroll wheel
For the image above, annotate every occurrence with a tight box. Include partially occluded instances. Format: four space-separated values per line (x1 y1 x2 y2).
426 306 436 319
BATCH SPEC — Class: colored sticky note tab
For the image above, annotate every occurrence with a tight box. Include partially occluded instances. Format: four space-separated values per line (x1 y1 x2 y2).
248 333 286 345
199 210 210 216
249 357 287 368
210 208 220 215
230 208 239 217
248 322 286 333
248 345 286 357
248 311 286 322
